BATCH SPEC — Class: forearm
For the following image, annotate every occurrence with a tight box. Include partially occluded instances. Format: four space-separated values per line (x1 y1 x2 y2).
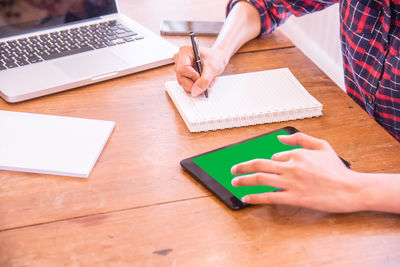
356 172 400 214
212 1 261 66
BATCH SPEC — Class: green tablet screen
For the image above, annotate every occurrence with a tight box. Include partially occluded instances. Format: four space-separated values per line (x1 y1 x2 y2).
192 130 300 200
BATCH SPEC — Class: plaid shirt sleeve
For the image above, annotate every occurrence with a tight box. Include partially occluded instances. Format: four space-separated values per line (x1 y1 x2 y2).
226 0 338 37
227 0 400 142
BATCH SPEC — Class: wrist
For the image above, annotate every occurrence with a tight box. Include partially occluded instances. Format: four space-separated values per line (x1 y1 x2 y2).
350 171 379 212
211 0 260 67
211 45 231 68
337 170 371 212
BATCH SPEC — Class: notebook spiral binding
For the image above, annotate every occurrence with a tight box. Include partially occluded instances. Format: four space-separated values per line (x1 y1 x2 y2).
189 105 322 132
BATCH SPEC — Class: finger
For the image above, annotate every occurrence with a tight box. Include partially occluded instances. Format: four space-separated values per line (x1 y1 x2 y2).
198 77 216 96
176 66 200 92
231 159 283 175
178 66 200 82
175 46 194 69
278 132 328 150
242 191 292 205
209 77 217 88
231 173 288 189
271 150 293 162
178 46 194 63
178 77 196 93
173 52 179 65
191 67 216 96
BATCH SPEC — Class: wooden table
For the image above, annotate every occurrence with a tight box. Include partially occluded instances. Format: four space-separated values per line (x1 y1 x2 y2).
1 0 400 265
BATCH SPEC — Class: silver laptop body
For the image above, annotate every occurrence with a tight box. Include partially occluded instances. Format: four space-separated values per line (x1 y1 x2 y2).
0 0 177 102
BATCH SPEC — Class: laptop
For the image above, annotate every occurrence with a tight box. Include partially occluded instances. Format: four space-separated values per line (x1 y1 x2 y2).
0 0 177 103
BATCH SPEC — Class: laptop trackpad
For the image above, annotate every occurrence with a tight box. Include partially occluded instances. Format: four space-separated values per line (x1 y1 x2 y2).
53 51 129 79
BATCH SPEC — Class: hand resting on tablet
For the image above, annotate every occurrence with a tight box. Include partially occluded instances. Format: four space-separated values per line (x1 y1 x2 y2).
231 132 400 214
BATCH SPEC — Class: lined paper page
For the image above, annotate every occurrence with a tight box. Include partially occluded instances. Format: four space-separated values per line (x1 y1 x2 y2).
166 68 322 132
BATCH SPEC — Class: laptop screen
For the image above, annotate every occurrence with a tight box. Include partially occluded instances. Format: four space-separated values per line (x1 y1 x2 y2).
0 0 118 38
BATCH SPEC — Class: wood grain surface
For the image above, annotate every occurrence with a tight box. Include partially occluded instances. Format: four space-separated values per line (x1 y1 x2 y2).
0 0 399 265
1 197 399 266
1 46 399 230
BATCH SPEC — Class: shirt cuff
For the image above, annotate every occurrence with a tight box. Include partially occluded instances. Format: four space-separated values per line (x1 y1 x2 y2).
226 0 270 37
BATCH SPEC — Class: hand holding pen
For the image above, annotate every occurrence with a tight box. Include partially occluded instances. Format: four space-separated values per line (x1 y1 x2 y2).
189 32 208 98
173 33 229 97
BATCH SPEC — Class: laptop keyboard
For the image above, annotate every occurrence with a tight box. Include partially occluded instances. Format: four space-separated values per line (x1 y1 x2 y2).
0 20 144 71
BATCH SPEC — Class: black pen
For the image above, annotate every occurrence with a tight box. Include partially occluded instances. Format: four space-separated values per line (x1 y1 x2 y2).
189 32 208 98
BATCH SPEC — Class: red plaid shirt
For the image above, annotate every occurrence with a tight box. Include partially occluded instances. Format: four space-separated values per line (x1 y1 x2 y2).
227 0 400 142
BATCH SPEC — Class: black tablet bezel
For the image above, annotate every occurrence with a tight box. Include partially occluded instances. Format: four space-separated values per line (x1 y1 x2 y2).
180 126 351 210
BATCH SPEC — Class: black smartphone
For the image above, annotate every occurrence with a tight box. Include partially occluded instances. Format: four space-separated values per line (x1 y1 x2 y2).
160 20 224 36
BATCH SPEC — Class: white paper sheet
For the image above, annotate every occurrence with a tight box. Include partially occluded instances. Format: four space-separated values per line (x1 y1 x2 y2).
0 110 115 178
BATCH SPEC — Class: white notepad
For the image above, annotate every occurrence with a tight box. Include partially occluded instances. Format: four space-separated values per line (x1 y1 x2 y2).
0 110 115 178
166 68 322 132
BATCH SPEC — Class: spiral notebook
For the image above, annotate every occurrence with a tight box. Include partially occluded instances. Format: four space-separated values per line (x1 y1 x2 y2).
166 68 322 132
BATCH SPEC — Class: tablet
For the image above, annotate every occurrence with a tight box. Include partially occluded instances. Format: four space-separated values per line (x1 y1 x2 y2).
180 126 351 210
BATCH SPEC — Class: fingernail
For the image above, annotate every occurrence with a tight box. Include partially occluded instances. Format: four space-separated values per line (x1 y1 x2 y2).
231 165 237 174
231 177 239 186
191 85 203 96
277 135 288 142
242 196 249 203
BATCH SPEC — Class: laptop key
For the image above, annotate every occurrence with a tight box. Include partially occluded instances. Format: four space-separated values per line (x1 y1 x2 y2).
28 58 43 64
46 48 59 54
57 47 69 52
40 45 94 61
93 43 107 49
16 60 30 66
115 29 126 34
116 32 137 39
5 62 18 68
